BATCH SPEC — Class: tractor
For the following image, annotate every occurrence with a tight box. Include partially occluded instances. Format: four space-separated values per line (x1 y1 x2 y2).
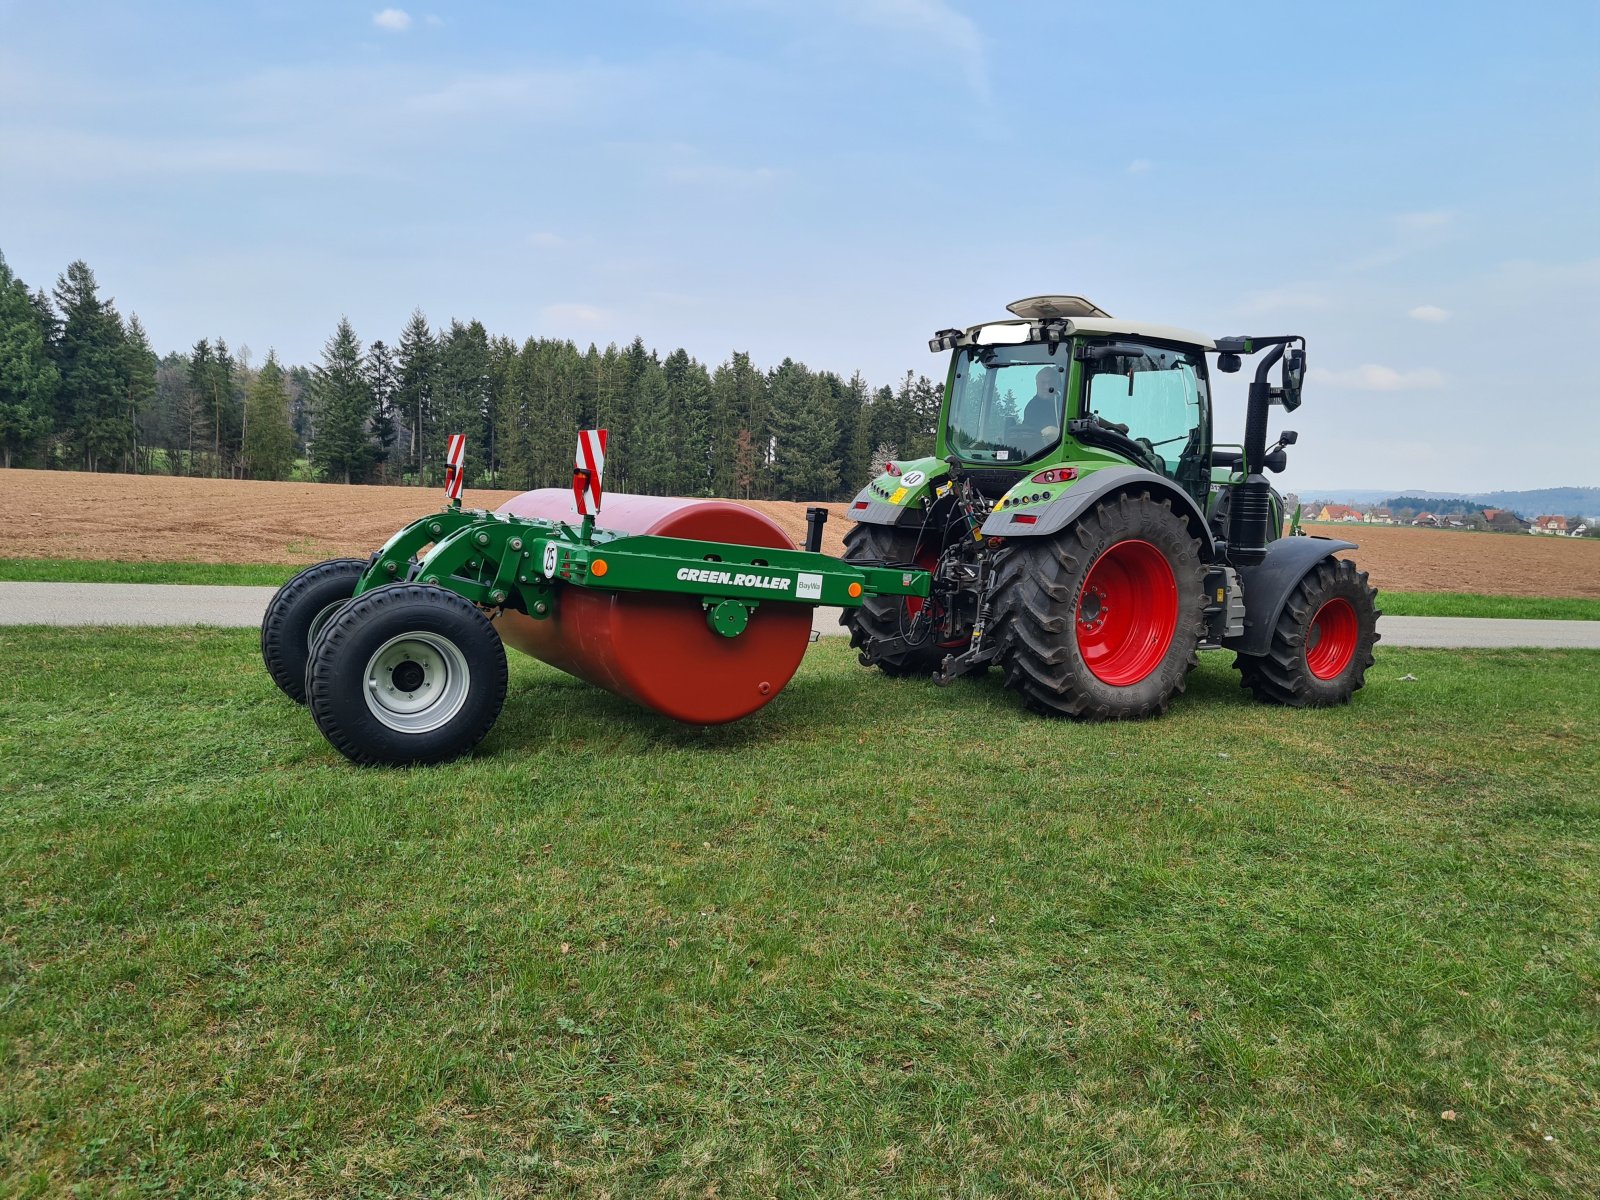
838 294 1379 717
260 294 1378 766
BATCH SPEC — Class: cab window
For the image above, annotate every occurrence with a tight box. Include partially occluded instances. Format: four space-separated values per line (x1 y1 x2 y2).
1084 343 1207 492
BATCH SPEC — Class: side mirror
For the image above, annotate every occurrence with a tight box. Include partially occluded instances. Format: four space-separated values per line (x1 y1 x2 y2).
1281 347 1306 412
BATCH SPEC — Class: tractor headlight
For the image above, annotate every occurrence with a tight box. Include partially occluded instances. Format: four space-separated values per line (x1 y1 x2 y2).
929 328 962 352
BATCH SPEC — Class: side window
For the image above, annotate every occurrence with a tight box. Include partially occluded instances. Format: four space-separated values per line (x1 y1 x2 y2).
1085 345 1205 482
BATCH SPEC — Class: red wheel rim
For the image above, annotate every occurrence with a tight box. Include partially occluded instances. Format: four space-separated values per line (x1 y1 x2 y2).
1076 539 1178 686
906 544 966 650
1306 597 1358 680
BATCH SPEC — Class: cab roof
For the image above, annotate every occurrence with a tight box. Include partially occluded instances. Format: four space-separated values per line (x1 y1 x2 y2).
955 296 1216 351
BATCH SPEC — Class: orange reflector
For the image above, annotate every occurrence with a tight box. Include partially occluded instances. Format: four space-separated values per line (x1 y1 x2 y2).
847 581 862 598
590 558 608 576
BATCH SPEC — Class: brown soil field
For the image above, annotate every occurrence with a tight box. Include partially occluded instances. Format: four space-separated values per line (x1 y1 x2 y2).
2 470 1597 598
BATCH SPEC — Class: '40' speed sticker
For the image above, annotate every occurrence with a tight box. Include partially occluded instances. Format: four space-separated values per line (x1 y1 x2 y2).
901 469 926 487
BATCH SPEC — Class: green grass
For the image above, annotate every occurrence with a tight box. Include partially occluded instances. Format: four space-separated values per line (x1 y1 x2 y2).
2 633 1597 1197
7 559 1599 624
0 558 299 586
1379 591 1600 621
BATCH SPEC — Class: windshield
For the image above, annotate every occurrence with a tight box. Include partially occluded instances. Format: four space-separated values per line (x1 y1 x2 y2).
945 345 1068 464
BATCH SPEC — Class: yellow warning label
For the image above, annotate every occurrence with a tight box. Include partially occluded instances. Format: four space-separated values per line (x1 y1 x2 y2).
889 487 907 504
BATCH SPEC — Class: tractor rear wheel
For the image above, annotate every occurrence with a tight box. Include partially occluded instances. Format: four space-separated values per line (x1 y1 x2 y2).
306 583 508 766
838 523 958 676
261 558 368 703
1234 557 1379 706
991 491 1206 719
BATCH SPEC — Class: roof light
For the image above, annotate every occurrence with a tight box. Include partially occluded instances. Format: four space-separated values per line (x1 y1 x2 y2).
928 328 962 352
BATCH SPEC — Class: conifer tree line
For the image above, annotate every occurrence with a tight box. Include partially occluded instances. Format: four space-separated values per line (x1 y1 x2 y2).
0 249 943 500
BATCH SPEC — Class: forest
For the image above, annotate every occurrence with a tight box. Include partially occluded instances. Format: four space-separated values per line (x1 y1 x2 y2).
0 250 944 500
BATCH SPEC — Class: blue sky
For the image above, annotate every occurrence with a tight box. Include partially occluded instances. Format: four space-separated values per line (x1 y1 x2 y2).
1 0 1595 491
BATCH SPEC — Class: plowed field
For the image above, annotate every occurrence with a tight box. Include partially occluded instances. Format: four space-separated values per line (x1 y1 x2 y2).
2 470 1596 597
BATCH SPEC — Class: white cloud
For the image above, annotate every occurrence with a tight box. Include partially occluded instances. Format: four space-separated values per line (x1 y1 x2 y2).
1127 158 1153 175
1394 210 1455 233
1236 287 1329 316
1307 364 1446 391
541 302 608 326
373 9 412 32
1407 304 1450 323
841 0 988 99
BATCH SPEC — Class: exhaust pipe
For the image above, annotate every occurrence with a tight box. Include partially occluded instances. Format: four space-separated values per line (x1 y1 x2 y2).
1227 342 1286 566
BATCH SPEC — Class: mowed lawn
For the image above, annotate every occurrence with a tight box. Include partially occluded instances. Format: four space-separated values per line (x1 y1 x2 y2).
1 632 1597 1198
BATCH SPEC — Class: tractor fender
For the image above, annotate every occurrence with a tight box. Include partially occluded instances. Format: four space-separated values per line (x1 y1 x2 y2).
978 465 1215 557
1223 536 1357 656
846 459 951 528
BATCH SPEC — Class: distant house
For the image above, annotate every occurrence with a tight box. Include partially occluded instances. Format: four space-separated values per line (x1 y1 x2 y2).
1318 503 1364 523
1412 512 1441 527
1482 508 1530 533
1532 515 1570 535
1366 508 1395 525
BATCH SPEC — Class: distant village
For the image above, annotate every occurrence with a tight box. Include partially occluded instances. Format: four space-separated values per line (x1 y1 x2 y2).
1300 498 1593 537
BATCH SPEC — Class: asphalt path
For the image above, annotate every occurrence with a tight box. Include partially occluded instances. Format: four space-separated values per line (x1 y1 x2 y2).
1 582 1597 649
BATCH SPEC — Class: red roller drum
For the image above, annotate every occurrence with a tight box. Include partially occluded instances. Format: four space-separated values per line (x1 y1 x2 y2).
493 490 814 724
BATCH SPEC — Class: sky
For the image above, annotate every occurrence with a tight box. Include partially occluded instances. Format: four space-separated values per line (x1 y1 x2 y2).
1 0 1596 492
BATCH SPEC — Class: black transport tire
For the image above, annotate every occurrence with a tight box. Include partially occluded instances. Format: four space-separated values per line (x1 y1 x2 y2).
260 558 368 703
306 584 508 766
837 522 952 677
990 490 1207 719
1234 557 1380 707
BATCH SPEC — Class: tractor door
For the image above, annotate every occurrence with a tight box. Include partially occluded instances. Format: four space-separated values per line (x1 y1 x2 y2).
1081 341 1212 507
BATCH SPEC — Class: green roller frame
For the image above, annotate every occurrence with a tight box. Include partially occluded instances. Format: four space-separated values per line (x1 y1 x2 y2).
354 506 930 639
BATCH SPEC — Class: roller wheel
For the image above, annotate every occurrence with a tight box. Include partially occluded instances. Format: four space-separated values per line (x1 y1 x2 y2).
838 523 958 676
990 490 1207 719
261 558 368 703
1234 558 1379 706
307 584 508 766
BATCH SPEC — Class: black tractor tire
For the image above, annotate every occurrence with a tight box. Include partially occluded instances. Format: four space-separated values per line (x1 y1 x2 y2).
838 522 952 677
306 583 508 766
1234 557 1379 707
261 558 368 703
990 490 1207 719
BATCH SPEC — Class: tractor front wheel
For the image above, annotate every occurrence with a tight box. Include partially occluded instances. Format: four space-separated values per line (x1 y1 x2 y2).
991 491 1207 719
306 584 508 765
1234 558 1379 706
261 558 368 703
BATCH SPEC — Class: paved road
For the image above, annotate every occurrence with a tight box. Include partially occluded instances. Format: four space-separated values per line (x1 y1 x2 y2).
1 583 1597 649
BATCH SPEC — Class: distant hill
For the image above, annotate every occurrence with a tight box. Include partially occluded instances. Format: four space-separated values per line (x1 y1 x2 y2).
1301 486 1600 518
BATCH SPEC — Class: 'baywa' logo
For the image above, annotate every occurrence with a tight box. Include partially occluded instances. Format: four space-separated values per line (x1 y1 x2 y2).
676 567 792 591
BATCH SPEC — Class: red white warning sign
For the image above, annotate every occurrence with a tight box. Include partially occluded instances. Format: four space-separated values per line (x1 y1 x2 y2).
444 433 466 501
573 428 607 516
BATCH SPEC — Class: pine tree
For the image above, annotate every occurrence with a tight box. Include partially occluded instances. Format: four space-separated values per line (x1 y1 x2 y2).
710 351 768 497
52 260 131 471
0 253 59 468
835 370 873 492
119 315 157 472
243 352 298 480
768 359 839 500
396 309 436 481
365 339 399 480
434 320 491 483
309 318 374 484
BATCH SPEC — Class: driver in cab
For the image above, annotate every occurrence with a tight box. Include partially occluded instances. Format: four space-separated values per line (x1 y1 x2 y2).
1018 367 1062 455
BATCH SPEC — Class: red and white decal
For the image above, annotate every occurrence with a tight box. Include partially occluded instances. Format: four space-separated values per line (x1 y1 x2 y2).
444 433 466 501
573 428 607 516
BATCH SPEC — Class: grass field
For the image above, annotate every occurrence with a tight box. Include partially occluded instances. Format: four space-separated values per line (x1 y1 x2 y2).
2 630 1597 1197
6 558 1600 624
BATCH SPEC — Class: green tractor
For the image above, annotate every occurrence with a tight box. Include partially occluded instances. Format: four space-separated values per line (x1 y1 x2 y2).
840 295 1380 717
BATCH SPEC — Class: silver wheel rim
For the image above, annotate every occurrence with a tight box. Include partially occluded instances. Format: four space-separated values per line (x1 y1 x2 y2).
362 632 471 734
306 599 347 651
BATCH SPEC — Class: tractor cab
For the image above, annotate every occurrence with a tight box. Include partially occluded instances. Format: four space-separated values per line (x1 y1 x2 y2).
933 297 1216 506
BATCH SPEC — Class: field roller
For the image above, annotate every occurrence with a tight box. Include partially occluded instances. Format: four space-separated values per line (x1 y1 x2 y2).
261 431 928 764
